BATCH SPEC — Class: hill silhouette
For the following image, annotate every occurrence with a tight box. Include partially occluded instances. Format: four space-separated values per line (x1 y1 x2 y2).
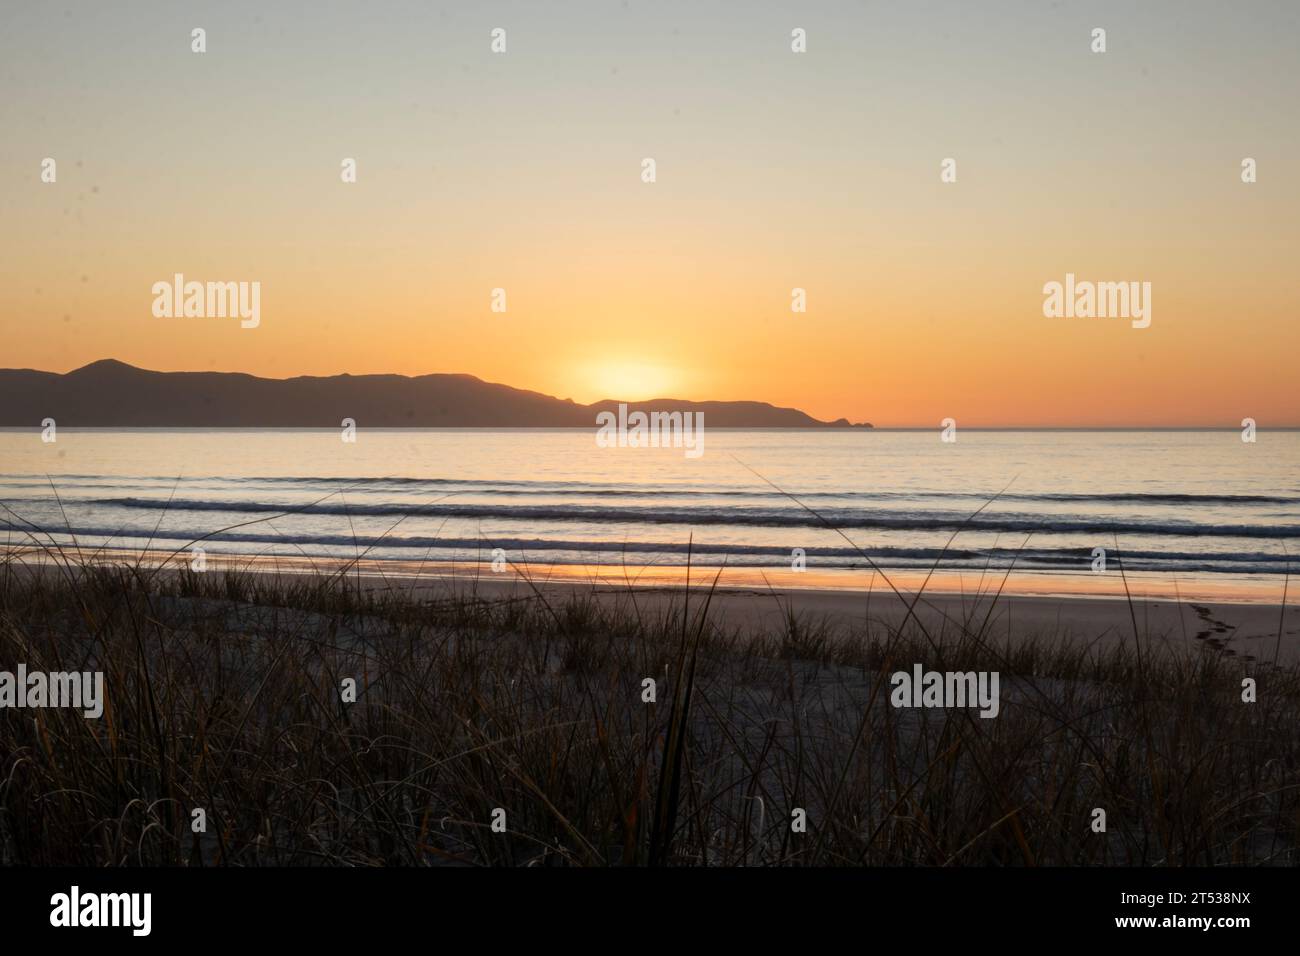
0 360 872 428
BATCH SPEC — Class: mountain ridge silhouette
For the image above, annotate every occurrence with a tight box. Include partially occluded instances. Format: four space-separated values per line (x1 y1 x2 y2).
0 360 873 428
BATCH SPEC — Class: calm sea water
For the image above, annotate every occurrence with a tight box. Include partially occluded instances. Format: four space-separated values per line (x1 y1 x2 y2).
0 429 1297 578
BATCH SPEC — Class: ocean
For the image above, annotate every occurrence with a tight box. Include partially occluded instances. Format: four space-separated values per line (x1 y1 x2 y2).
1 428 1297 588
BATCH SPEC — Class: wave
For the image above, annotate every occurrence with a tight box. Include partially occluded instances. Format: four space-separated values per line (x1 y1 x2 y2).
40 496 1300 539
2 474 1298 505
3 522 1295 572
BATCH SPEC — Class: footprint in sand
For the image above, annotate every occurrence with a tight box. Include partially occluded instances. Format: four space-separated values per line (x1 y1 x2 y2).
1188 603 1251 659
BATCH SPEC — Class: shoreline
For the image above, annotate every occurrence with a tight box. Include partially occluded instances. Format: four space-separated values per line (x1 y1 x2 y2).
2 542 1291 602
6 544 1297 663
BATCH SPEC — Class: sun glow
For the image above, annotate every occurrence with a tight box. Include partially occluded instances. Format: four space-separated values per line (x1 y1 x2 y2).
582 360 684 403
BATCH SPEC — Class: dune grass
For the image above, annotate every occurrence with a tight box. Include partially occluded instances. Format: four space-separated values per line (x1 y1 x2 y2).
1 543 1298 867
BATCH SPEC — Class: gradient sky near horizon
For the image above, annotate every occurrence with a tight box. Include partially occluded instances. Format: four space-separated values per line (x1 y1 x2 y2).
2 0 1297 426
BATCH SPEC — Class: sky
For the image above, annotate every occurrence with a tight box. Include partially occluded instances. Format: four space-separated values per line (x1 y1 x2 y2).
1 0 1297 426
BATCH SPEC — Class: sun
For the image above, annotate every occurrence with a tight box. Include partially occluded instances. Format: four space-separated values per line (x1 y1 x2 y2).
583 360 683 402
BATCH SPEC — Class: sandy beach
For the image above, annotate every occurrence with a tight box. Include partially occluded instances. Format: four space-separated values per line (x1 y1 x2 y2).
380 566 1300 665
7 543 1293 663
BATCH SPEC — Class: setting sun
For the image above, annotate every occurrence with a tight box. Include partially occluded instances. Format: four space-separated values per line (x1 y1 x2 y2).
579 358 684 403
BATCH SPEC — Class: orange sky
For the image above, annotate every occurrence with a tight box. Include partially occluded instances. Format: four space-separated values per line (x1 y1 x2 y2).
2 2 1297 426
